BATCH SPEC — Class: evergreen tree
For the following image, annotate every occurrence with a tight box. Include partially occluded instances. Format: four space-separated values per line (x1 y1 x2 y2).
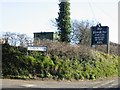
56 0 71 43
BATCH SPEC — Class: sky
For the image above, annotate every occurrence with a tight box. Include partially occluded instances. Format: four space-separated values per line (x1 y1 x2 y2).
0 0 119 43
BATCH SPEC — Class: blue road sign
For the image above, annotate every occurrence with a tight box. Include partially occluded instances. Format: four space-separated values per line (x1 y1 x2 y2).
91 26 109 45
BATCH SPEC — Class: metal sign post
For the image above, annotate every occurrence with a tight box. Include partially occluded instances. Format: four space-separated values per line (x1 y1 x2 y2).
107 27 109 54
91 24 109 54
107 41 110 54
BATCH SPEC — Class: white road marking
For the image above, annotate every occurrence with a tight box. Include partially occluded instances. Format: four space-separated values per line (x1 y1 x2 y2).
20 84 36 88
93 80 115 88
107 83 118 88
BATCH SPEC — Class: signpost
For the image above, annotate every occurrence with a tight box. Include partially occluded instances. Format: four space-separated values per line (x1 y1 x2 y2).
91 24 109 54
27 46 47 52
27 46 47 56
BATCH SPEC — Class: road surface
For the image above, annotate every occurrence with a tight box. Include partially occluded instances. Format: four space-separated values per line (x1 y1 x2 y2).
1 77 119 89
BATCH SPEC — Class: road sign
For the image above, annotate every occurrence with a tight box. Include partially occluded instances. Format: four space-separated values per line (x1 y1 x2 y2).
91 26 109 45
27 46 47 52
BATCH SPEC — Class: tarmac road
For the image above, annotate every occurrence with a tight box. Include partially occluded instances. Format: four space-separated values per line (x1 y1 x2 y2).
1 77 119 89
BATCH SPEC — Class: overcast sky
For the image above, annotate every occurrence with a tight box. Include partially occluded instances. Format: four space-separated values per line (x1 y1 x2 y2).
0 0 119 43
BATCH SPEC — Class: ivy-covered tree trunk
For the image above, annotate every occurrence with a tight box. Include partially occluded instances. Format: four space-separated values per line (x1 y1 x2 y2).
56 0 71 43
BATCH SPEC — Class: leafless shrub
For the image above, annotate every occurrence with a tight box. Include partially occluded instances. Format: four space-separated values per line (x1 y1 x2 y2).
33 40 93 61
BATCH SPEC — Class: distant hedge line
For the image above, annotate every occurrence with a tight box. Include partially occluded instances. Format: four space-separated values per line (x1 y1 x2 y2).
2 43 119 80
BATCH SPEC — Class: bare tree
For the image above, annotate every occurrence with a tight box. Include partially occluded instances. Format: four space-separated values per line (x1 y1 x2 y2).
17 34 30 47
2 32 32 47
71 20 95 46
2 32 11 44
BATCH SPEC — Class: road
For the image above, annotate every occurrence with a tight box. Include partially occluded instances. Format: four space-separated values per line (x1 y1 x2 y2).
1 77 119 89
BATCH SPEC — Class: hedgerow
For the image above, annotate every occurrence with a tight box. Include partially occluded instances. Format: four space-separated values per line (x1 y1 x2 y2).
2 42 119 80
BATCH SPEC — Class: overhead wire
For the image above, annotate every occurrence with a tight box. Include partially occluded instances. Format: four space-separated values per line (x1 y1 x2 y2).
88 0 118 23
87 0 99 24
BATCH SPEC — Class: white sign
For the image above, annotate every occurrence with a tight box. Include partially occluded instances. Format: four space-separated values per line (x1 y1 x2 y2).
27 46 47 52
